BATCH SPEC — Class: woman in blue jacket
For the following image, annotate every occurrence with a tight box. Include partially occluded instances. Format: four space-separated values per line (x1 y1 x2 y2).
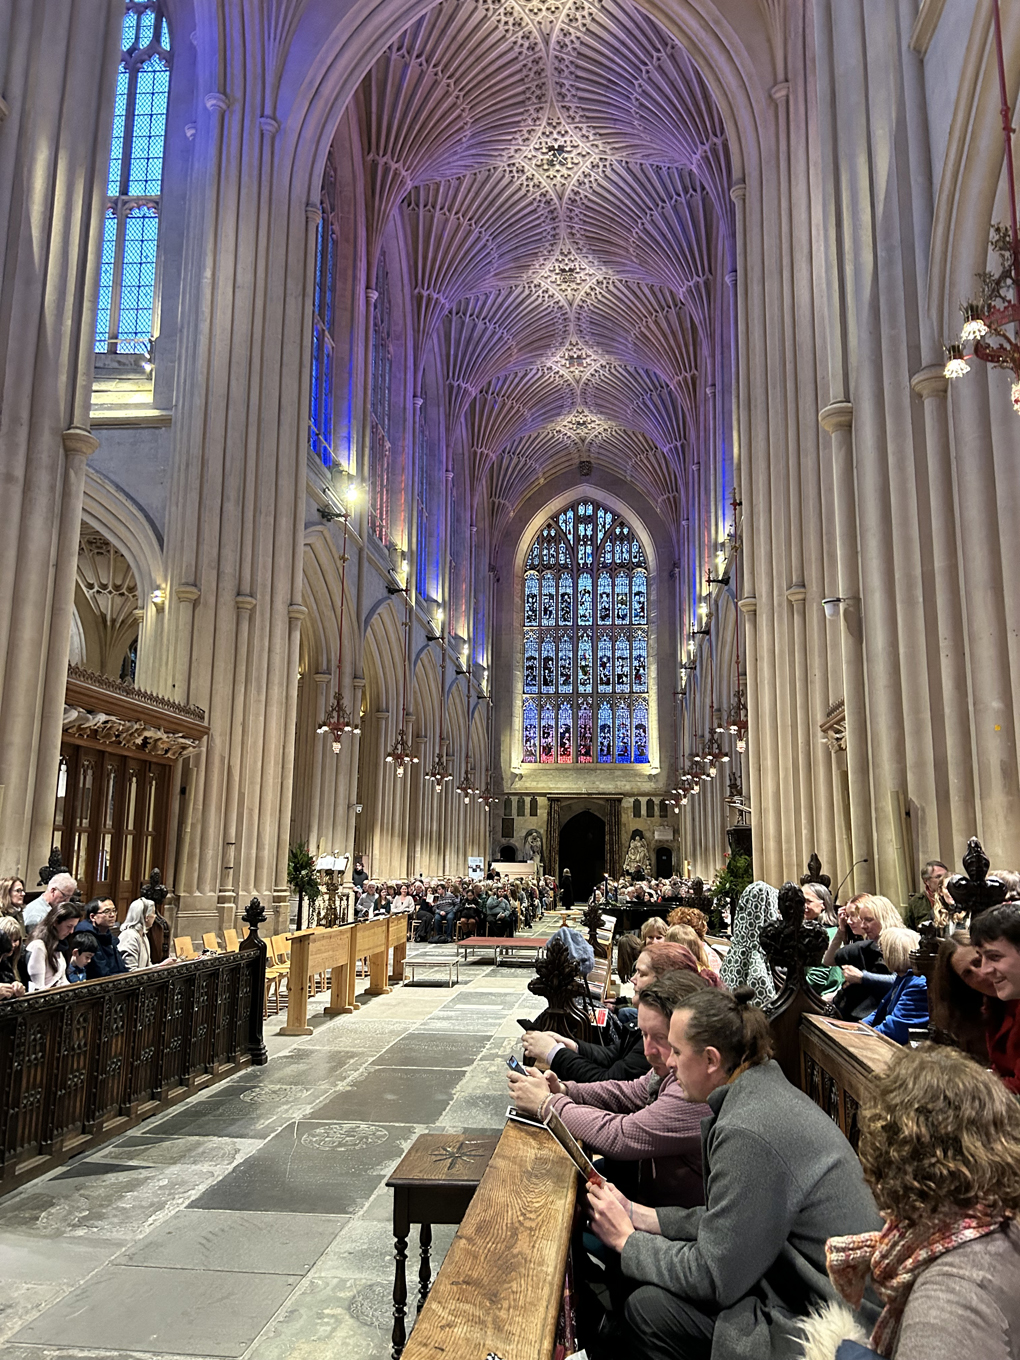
862 927 928 1044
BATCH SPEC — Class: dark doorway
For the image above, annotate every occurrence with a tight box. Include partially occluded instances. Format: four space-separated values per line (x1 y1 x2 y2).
558 811 605 902
655 846 673 878
498 844 518 862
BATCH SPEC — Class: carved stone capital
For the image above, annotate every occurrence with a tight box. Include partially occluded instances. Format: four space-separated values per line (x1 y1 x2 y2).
729 182 746 202
770 81 791 103
235 594 256 612
910 365 949 401
204 92 229 113
819 400 854 433
738 596 757 615
175 584 200 603
62 427 99 459
288 603 308 621
259 115 280 136
786 584 807 604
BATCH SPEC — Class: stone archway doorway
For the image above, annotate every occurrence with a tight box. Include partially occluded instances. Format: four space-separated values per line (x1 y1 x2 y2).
558 811 605 902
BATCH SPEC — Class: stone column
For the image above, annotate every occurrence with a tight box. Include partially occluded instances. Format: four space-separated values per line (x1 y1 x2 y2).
0 0 124 876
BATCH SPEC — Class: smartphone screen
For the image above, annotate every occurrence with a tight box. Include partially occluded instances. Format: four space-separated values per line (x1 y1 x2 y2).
506 1054 527 1077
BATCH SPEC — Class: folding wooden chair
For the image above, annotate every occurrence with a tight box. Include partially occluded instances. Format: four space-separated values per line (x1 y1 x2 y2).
202 932 222 953
174 935 197 960
224 928 240 951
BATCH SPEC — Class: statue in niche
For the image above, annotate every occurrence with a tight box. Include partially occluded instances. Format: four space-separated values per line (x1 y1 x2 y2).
623 828 652 880
523 828 544 863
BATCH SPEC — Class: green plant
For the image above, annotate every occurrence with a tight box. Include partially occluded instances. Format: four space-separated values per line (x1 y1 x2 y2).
287 842 320 930
709 853 753 933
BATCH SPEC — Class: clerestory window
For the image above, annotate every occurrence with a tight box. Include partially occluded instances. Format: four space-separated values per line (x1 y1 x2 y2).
95 1 171 356
309 149 338 466
522 500 649 765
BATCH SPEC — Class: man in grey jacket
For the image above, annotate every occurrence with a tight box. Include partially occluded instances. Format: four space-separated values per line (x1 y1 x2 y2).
587 986 880 1360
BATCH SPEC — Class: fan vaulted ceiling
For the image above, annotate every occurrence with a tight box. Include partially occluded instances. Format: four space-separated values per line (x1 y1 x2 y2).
354 0 733 550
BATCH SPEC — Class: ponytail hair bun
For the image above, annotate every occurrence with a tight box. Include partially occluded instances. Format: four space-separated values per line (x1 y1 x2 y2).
732 986 756 1007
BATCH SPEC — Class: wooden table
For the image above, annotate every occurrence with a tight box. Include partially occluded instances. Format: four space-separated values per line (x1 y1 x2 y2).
403 957 460 987
400 1120 577 1360
456 936 549 967
386 1133 499 1358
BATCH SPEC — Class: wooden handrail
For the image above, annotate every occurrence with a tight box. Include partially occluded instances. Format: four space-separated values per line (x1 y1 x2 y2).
402 1120 577 1360
798 1013 900 1150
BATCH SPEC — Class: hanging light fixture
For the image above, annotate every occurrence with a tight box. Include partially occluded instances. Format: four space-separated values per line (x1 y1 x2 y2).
944 1 1020 412
385 589 419 778
317 481 362 752
425 631 452 792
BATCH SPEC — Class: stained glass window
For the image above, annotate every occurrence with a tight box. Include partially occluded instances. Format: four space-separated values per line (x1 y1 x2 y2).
415 384 429 593
96 3 171 355
369 254 393 542
309 149 338 467
521 499 650 764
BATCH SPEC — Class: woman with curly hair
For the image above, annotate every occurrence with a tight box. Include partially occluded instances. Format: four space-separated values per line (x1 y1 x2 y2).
808 1044 1020 1359
666 904 723 969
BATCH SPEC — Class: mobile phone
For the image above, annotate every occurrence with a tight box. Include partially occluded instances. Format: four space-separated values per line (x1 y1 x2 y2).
506 1054 528 1078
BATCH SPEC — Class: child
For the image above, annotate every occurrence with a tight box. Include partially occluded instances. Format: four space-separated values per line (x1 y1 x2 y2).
67 933 98 983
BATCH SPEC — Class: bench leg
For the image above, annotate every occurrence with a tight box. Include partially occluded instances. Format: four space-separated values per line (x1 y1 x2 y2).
417 1221 432 1312
392 1229 408 1360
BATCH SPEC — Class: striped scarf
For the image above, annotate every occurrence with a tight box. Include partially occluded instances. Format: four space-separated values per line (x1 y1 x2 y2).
826 1214 1005 1356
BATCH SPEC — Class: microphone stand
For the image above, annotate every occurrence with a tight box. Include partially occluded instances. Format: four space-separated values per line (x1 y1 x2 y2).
833 857 869 906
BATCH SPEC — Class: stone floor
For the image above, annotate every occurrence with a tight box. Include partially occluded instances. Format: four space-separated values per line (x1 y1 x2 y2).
0 938 549 1360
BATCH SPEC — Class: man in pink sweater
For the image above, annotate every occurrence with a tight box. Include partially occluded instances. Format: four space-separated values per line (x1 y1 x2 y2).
508 971 711 1208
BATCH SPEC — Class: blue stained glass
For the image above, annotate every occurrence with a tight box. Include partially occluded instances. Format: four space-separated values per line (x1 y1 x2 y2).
127 57 170 194
122 9 136 50
525 573 539 625
598 572 612 625
633 704 649 763
161 18 170 48
558 704 572 762
108 65 129 194
615 574 629 624
597 635 612 691
615 636 629 689
540 705 555 762
578 572 592 625
94 209 118 351
322 342 333 466
559 573 572 625
117 205 158 350
524 632 538 693
523 701 538 762
541 573 555 625
632 540 645 567
325 226 336 331
313 218 324 317
558 637 572 691
633 570 647 624
597 703 613 762
578 704 593 762
616 705 631 763
578 637 592 692
309 326 321 455
527 544 539 568
138 7 155 47
541 638 555 691
633 634 647 691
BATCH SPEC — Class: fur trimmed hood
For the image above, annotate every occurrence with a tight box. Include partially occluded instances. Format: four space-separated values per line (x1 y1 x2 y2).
790 1301 870 1360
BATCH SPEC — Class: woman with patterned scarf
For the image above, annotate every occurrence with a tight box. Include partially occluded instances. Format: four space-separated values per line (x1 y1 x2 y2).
794 1043 1020 1359
719 879 780 1005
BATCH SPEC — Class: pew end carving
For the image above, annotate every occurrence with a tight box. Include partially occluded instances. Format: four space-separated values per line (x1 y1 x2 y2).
522 939 590 1042
762 881 834 1086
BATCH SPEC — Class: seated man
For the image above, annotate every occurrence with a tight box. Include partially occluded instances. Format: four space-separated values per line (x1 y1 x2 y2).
971 902 1020 1093
74 899 128 978
484 887 514 937
586 986 880 1360
509 972 709 1208
431 889 458 941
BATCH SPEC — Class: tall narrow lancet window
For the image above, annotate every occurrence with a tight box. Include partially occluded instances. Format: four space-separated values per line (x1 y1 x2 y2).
522 500 648 765
309 150 338 467
96 1 171 355
369 255 393 543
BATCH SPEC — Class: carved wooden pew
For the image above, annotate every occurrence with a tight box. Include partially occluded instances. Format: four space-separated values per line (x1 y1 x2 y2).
401 1119 577 1360
0 896 268 1197
798 1013 899 1150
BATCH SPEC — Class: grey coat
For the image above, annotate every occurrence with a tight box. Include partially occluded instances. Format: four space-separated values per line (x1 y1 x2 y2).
621 1060 881 1360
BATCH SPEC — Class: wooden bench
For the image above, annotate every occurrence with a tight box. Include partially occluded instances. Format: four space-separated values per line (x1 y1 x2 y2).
386 1133 499 1357
456 935 549 967
278 926 357 1035
401 1120 577 1360
798 1013 899 1150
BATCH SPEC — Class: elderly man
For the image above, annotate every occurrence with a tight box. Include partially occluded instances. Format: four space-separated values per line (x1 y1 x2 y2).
902 859 950 930
23 872 77 929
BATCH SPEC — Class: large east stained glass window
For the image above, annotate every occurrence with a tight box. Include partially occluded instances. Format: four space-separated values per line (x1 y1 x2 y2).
522 500 649 765
96 2 171 354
